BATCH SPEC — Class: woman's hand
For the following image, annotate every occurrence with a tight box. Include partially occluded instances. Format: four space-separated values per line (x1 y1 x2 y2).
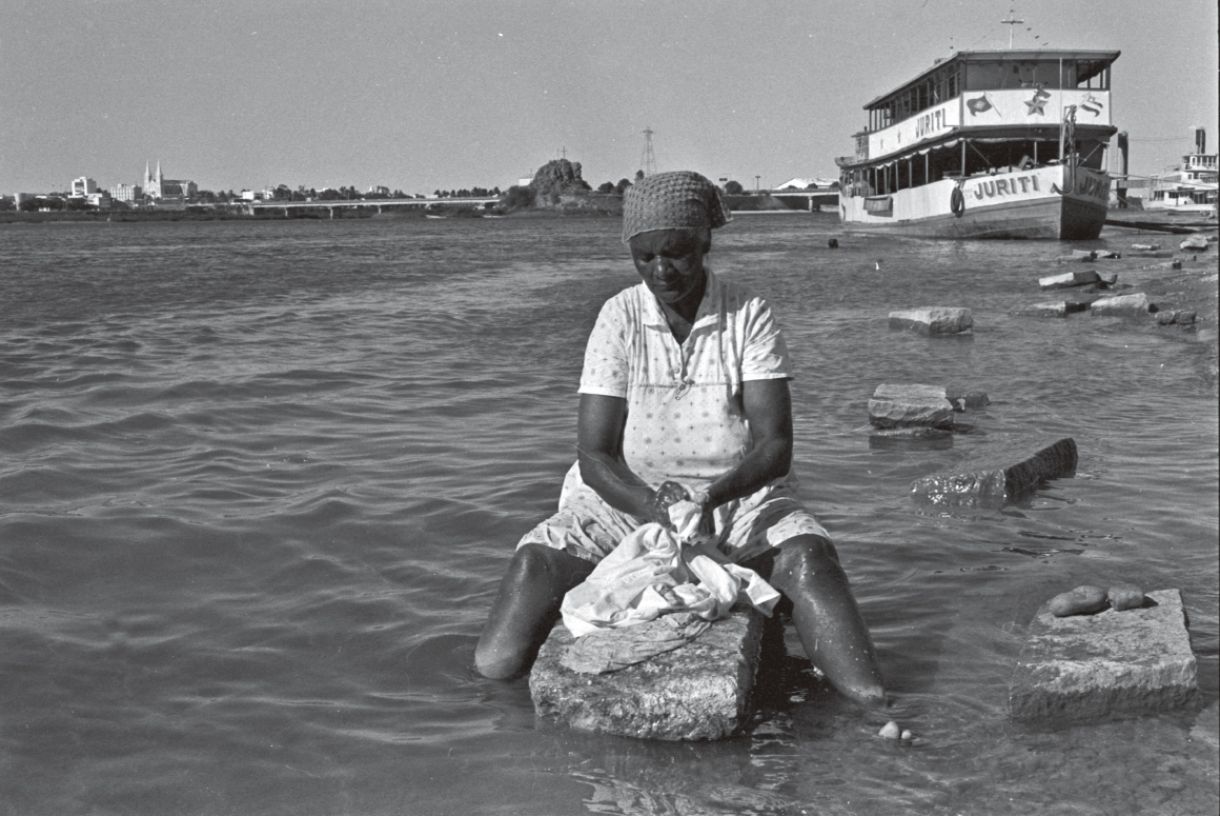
649 480 690 528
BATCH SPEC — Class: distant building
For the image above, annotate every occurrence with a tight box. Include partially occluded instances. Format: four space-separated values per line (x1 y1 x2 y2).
71 176 98 197
111 183 142 202
775 177 839 191
143 161 197 201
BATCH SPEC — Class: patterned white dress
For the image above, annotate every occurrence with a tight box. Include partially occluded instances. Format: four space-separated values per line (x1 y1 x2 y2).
518 269 828 563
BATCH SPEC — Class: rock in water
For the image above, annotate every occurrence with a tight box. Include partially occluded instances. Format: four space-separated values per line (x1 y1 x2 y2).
1089 292 1154 318
910 438 1077 507
867 383 955 430
530 607 767 740
1039 269 1101 290
1009 588 1197 722
888 307 973 336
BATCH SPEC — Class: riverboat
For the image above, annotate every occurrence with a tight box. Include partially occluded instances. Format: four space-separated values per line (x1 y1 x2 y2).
836 49 1120 239
1139 129 1218 214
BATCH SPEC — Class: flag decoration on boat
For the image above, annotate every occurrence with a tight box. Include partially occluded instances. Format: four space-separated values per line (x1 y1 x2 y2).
966 95 994 116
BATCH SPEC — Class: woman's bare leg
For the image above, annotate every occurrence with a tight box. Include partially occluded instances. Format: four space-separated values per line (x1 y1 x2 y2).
769 534 886 705
474 544 595 680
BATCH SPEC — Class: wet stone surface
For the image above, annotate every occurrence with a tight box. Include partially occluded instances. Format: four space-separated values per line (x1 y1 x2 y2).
910 437 1078 507
530 607 767 741
1009 588 1198 722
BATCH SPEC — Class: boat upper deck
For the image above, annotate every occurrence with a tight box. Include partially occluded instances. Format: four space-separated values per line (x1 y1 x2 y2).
839 49 1121 169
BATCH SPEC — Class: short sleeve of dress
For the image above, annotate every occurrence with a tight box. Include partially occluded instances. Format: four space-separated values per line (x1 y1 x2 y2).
578 296 631 397
740 297 794 381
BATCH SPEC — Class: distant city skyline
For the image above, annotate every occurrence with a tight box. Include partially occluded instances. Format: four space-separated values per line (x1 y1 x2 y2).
2 0 1216 194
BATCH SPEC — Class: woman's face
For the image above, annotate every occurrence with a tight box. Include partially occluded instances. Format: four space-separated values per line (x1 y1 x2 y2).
628 228 710 309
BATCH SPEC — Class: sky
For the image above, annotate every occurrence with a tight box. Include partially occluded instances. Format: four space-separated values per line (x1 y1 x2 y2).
2 0 1217 195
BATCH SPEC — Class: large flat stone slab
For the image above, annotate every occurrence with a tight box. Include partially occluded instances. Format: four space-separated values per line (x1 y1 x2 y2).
1090 292 1154 318
1009 589 1197 722
868 383 955 430
529 607 766 740
910 437 1077 507
867 383 990 431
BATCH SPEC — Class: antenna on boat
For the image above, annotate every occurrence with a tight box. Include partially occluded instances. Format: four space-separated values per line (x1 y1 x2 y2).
1001 8 1024 48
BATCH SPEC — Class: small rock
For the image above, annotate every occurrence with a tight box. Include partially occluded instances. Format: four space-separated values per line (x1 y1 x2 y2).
878 721 901 740
1048 585 1108 617
900 729 913 741
945 387 990 411
1107 583 1145 611
1039 269 1100 290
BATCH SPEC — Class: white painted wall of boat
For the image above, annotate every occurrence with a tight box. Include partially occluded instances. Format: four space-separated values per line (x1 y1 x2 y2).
868 89 1113 162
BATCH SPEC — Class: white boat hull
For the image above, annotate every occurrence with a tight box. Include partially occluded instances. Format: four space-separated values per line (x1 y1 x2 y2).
838 165 1111 239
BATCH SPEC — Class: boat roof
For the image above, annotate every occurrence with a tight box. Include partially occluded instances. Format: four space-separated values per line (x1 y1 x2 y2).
863 49 1122 111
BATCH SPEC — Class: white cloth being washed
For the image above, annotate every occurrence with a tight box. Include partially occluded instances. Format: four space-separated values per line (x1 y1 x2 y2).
559 501 781 638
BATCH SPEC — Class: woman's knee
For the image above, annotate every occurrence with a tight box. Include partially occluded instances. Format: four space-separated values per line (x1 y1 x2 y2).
506 544 592 594
775 534 841 574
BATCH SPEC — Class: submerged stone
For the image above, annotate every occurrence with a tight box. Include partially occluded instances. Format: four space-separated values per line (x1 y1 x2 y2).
1156 309 1198 326
1009 588 1197 722
529 607 766 740
910 437 1078 507
888 307 973 335
1016 300 1093 318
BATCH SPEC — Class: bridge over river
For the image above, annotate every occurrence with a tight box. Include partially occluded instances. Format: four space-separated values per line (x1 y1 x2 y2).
243 189 839 218
244 196 499 218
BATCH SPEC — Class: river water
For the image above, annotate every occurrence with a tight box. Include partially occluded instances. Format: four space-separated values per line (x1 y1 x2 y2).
1 214 1216 815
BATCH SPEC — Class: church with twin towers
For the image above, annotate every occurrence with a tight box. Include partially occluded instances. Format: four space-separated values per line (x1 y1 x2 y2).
142 161 197 201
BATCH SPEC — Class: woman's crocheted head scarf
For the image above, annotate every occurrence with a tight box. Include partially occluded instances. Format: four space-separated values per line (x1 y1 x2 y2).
621 171 731 243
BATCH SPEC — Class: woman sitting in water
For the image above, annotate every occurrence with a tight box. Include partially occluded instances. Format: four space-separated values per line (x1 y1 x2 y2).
474 170 885 705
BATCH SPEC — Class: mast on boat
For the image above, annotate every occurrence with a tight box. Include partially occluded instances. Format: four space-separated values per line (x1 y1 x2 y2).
1001 9 1024 49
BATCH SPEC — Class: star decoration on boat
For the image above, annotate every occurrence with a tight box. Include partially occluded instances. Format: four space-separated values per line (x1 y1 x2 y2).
1025 87 1051 116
